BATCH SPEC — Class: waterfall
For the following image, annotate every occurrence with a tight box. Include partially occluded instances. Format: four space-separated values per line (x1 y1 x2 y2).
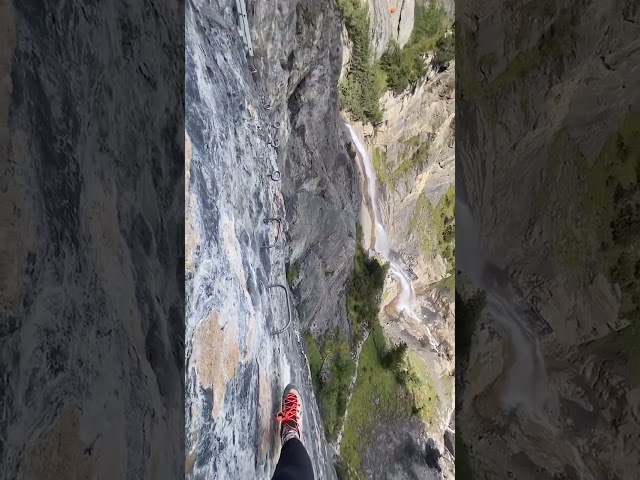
457 198 558 430
346 124 438 350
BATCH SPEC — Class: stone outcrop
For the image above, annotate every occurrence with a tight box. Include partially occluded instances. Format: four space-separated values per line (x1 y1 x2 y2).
3 0 184 478
367 0 416 59
457 0 640 477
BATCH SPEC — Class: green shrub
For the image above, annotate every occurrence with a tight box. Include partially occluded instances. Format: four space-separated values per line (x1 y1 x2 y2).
305 329 356 441
347 242 389 342
378 3 452 94
433 32 455 71
287 261 301 285
337 0 384 123
382 341 408 370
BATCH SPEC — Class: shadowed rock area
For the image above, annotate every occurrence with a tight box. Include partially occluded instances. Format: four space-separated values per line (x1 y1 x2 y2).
2 0 184 478
457 0 640 478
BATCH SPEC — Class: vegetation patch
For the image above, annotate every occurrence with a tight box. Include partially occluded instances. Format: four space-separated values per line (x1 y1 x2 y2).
347 240 389 343
337 0 384 124
372 147 392 187
305 329 356 441
307 223 413 448
286 261 301 285
379 3 453 94
373 136 432 190
538 113 640 360
338 337 413 479
337 1 454 120
299 223 440 478
411 185 455 272
337 224 442 477
404 351 440 427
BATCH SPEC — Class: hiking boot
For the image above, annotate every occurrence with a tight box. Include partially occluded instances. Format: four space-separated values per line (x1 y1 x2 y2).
274 383 303 444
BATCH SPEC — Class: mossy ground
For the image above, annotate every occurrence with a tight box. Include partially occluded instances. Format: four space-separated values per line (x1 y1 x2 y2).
286 261 300 285
304 330 356 440
411 185 455 273
338 337 413 479
538 113 640 359
372 136 432 192
405 351 441 428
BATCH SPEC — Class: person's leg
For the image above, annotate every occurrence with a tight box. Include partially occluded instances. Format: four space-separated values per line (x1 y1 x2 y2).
271 437 315 480
271 384 315 480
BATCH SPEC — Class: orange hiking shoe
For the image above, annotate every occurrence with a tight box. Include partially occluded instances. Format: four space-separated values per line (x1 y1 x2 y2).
274 383 303 444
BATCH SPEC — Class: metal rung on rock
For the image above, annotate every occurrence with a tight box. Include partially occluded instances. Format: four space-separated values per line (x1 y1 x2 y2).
269 170 281 181
264 283 292 335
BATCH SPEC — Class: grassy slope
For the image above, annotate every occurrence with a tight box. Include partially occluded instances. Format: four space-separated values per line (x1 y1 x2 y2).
539 112 640 358
305 330 356 441
405 350 441 428
339 337 413 479
411 185 455 273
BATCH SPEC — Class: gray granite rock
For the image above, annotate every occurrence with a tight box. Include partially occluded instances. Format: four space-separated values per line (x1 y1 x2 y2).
2 0 184 478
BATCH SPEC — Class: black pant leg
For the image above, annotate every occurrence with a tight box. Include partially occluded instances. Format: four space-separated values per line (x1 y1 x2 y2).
271 438 315 480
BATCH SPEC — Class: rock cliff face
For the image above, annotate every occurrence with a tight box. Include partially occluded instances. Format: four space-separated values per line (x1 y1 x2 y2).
375 66 454 286
457 0 640 477
367 0 415 59
345 14 456 480
185 0 358 478
366 0 455 60
2 1 184 478
248 0 361 338
368 66 455 459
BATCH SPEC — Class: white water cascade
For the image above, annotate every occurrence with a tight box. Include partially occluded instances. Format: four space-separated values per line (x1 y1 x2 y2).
457 198 559 430
346 125 439 350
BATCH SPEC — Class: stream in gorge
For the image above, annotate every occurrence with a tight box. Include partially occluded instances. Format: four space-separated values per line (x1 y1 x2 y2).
346 124 457 465
346 124 440 350
456 183 559 431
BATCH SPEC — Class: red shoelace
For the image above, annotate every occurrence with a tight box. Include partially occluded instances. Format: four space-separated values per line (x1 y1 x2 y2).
274 392 301 424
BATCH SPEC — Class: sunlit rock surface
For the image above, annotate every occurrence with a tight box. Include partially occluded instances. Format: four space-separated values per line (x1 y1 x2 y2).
185 1 340 478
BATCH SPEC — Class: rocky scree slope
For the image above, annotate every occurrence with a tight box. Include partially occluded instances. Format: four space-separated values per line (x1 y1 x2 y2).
457 0 640 478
